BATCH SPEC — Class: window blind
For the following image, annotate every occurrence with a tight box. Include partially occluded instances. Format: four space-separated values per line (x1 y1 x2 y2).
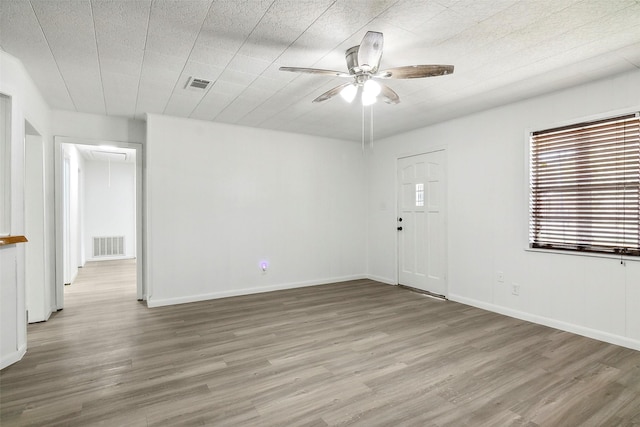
529 113 640 256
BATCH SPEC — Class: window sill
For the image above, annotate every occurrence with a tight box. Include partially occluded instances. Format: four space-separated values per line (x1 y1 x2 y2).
525 246 639 263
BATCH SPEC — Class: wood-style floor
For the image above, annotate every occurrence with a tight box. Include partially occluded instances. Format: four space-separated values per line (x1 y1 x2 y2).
1 260 639 426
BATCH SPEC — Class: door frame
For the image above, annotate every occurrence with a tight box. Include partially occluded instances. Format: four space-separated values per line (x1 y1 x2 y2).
396 147 448 297
54 136 144 309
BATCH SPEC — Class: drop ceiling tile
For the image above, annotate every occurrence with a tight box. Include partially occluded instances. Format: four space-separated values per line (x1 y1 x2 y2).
216 69 258 87
54 59 105 114
139 50 187 85
448 0 519 23
135 83 174 116
92 0 150 53
249 76 289 93
102 70 141 117
190 91 236 121
236 108 280 128
144 0 211 55
163 91 207 118
208 80 248 97
214 97 263 123
196 0 273 53
226 54 272 75
378 0 448 32
98 49 144 77
188 45 235 68
411 8 477 46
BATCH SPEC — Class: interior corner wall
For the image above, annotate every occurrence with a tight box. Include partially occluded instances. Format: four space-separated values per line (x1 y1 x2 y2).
367 69 640 350
145 114 366 307
0 51 52 369
83 159 136 261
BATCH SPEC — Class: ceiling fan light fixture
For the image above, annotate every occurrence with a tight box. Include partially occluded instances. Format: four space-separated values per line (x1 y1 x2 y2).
363 79 381 97
340 84 358 103
361 79 381 105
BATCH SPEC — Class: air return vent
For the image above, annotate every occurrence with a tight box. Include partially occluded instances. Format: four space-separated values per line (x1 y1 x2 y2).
93 236 125 257
185 77 211 90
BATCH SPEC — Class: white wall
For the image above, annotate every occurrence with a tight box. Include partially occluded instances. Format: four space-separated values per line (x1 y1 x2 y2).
367 69 640 350
145 114 366 307
51 110 145 144
0 51 51 368
25 132 48 323
83 159 136 261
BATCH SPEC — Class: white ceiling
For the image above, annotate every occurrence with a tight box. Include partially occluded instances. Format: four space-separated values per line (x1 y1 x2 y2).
74 144 136 163
1 0 639 142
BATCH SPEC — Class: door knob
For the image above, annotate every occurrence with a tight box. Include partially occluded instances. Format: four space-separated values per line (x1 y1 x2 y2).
397 226 403 231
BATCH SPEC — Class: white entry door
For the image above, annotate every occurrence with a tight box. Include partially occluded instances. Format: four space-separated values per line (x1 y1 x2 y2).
397 151 447 296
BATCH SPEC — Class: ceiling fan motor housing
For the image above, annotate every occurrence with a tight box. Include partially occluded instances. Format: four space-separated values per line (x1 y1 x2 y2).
345 45 360 74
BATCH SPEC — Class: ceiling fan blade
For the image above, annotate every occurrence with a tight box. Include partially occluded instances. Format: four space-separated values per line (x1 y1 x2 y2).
357 31 384 73
312 83 353 103
377 65 454 79
279 66 350 77
380 83 400 104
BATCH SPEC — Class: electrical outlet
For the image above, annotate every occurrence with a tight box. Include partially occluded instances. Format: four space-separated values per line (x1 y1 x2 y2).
497 271 504 283
512 284 520 296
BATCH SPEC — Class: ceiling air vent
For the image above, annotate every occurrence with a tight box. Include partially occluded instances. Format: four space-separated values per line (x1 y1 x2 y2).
185 77 211 91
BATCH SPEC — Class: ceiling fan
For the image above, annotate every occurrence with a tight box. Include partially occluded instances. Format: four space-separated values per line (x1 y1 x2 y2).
279 31 454 106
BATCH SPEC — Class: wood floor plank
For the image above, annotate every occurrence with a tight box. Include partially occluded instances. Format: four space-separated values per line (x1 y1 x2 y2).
1 259 639 426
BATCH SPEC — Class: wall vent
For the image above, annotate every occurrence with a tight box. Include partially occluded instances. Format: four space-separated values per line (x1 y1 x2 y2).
93 236 125 257
185 77 211 90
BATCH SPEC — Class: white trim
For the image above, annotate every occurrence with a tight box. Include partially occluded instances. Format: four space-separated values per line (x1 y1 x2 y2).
449 293 640 351
54 136 145 306
0 343 26 370
147 274 367 308
525 247 640 263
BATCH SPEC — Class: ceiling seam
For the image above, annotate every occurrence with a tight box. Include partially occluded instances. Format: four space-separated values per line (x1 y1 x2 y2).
89 0 108 115
133 0 153 120
27 0 77 111
187 0 280 120
161 0 217 116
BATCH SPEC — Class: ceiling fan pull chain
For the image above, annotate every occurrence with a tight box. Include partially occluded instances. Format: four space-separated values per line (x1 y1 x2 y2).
370 105 374 150
362 103 365 153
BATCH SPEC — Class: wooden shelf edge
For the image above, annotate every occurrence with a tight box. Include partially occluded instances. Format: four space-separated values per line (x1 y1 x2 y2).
0 235 28 246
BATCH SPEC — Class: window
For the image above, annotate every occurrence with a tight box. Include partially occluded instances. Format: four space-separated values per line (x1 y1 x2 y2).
529 112 640 256
416 183 424 207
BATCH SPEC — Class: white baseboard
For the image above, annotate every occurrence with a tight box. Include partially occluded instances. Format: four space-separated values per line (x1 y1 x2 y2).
147 274 367 308
1 344 26 370
449 293 640 352
85 256 136 262
367 275 397 285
